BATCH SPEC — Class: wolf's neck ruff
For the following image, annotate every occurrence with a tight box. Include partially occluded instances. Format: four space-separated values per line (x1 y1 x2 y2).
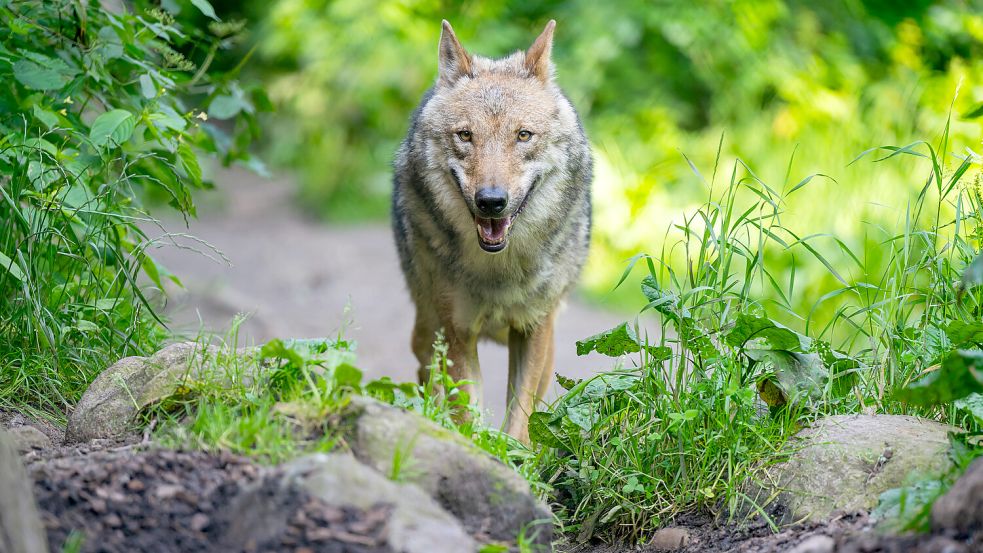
391 19 592 442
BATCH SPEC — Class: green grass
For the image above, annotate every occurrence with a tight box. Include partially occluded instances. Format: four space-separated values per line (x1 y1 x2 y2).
0 1 263 420
526 119 983 543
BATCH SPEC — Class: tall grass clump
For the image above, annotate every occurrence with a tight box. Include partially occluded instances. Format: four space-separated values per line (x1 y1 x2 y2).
529 116 983 542
0 0 265 418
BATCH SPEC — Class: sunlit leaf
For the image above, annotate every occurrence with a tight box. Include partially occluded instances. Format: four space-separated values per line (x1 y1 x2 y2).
89 109 136 148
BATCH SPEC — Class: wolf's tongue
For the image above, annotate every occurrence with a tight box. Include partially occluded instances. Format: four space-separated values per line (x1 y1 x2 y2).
476 216 508 243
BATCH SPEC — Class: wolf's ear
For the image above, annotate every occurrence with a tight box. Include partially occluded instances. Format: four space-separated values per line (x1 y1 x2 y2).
525 20 556 83
438 20 472 85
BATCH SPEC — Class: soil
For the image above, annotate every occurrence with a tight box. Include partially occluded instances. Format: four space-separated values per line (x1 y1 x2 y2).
5 414 982 553
27 446 395 553
562 511 981 552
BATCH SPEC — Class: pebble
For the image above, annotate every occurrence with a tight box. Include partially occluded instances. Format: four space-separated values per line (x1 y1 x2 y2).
789 534 835 553
649 527 691 551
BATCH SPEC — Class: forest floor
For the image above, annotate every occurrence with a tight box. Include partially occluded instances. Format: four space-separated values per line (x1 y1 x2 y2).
145 168 627 426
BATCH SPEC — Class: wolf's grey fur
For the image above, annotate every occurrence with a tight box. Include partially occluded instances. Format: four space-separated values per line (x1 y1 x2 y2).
392 20 592 440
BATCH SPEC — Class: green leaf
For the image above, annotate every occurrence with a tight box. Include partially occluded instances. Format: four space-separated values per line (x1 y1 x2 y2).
0 251 25 282
528 411 565 448
749 350 827 408
945 321 983 346
139 73 157 99
32 105 59 129
191 0 221 21
13 52 76 90
208 94 248 120
89 109 136 148
954 393 983 426
177 143 202 186
895 349 983 406
963 102 983 120
333 363 363 389
576 322 668 358
957 252 983 302
726 313 808 351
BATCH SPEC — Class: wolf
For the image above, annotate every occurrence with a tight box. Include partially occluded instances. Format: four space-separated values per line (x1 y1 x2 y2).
392 19 592 441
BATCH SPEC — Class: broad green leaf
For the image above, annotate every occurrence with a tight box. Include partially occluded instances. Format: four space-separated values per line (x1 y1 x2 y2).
0 251 25 282
32 105 59 128
74 320 100 333
13 52 76 90
749 349 826 407
576 322 668 359
333 363 363 389
565 402 598 431
954 393 983 426
208 94 248 120
957 252 983 302
580 373 640 400
946 321 983 346
191 0 221 21
726 313 808 351
528 411 564 448
139 73 157 99
895 349 983 406
89 109 136 148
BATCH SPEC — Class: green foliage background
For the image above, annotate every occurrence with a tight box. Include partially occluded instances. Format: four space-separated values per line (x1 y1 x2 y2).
223 0 983 318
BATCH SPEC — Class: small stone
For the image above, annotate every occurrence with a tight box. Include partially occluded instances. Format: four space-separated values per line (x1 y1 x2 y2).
89 498 107 514
789 534 835 553
104 514 122 528
155 484 183 500
190 513 210 532
649 527 690 551
126 479 145 491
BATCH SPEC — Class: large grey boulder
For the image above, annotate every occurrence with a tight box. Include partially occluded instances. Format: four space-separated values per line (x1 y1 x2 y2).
224 453 476 553
746 414 957 524
65 342 256 443
341 396 552 545
0 430 49 553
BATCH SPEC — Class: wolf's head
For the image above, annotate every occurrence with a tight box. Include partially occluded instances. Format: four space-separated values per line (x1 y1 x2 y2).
418 20 585 254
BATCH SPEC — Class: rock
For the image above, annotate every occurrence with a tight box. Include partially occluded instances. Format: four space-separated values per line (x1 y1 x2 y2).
648 527 690 550
789 534 835 553
224 453 476 553
341 396 552 545
0 430 49 553
745 414 956 524
7 427 50 452
65 342 257 443
931 456 983 533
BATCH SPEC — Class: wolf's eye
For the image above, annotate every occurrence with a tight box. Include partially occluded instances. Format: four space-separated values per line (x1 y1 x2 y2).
517 130 533 142
457 130 472 142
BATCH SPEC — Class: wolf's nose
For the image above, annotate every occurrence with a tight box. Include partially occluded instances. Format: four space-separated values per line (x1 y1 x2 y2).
475 187 508 217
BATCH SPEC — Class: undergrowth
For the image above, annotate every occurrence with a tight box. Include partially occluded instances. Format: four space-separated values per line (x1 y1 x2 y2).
528 118 983 542
148 319 536 483
0 0 265 419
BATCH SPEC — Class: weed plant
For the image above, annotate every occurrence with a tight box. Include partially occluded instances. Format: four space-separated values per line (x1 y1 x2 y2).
528 121 983 542
0 0 264 418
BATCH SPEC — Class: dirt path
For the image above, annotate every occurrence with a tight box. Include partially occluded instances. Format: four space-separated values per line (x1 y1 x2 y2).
147 168 627 426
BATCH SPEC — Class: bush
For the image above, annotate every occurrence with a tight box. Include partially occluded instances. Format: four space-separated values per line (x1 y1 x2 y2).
0 0 265 416
530 126 983 541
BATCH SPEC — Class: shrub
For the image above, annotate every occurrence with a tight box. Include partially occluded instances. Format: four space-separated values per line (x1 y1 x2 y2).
0 0 265 416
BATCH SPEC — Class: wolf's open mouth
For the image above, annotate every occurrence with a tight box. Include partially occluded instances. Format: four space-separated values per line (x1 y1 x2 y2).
475 215 512 252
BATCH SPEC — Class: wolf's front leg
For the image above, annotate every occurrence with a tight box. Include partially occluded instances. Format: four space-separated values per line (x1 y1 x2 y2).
504 313 556 442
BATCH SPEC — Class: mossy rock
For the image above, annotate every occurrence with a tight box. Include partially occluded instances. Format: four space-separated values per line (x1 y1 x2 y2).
341 396 552 545
65 342 258 443
745 414 957 524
